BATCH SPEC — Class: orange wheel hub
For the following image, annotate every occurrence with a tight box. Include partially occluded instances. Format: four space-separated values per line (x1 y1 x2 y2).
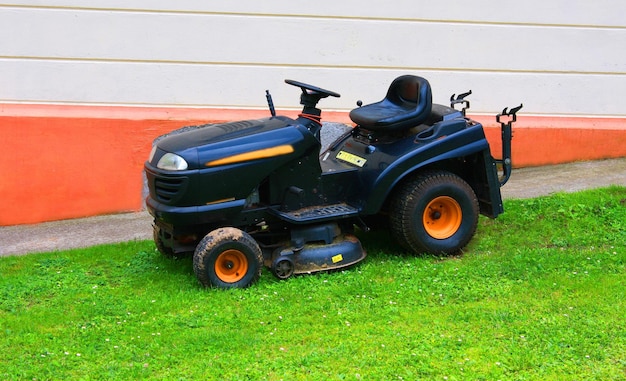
214 249 248 283
423 196 462 239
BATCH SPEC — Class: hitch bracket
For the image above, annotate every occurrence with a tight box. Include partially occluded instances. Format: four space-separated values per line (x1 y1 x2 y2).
496 104 523 186
450 90 472 116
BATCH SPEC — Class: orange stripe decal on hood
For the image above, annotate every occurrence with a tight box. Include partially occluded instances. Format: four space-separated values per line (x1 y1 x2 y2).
206 145 294 167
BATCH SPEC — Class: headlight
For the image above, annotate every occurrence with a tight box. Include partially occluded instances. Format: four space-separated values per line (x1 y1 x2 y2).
148 145 157 162
157 153 188 171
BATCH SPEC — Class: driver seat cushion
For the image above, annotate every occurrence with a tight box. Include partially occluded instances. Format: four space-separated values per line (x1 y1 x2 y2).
349 75 433 132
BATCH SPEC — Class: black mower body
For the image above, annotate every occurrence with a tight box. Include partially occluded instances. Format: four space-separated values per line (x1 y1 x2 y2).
147 107 501 246
144 75 521 287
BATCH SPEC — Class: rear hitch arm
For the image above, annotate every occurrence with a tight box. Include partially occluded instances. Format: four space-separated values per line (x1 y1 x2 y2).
496 103 523 186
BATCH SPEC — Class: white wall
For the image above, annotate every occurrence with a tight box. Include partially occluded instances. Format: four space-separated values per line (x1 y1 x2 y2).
1 0 625 116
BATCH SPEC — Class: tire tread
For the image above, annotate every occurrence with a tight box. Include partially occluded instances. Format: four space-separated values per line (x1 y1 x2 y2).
389 171 479 255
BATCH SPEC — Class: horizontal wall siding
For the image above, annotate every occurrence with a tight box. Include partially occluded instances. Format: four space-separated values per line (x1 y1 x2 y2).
1 2 625 116
2 60 625 116
4 0 625 27
3 9 623 73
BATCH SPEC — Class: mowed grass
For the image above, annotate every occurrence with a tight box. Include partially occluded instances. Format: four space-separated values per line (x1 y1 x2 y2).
1 187 625 380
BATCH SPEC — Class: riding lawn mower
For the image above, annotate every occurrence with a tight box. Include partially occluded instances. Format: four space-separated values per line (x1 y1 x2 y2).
144 75 521 288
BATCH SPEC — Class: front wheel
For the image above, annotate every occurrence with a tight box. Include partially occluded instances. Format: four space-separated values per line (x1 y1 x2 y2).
390 171 479 255
193 227 263 289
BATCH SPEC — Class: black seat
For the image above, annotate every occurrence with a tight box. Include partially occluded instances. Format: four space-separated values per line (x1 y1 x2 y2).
349 75 432 132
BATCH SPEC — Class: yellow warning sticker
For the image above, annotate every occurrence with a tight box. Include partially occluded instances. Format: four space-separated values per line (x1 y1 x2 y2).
336 151 367 167
332 254 344 263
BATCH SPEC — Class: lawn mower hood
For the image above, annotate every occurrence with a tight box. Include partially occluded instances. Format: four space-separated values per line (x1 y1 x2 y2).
146 115 320 208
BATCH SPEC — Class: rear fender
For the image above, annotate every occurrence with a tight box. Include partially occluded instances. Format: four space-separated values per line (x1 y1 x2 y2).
362 139 496 215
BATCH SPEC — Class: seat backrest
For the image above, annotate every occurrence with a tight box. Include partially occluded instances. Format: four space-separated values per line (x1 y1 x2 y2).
389 75 421 104
349 75 433 132
384 75 432 126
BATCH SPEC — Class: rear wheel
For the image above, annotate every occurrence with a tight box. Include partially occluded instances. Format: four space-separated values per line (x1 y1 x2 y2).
193 227 263 289
390 171 479 255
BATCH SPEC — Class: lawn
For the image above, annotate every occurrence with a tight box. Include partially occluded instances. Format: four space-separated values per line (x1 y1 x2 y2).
1 187 625 380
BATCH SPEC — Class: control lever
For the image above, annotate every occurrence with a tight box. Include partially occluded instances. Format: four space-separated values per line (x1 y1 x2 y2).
266 90 276 117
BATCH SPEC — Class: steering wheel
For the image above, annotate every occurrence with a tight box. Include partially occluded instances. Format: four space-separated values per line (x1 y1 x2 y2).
285 79 341 98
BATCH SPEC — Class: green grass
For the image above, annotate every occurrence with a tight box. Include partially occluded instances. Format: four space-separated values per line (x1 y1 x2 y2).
1 186 625 380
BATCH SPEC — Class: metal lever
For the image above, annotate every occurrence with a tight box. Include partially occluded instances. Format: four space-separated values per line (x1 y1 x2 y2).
266 90 276 117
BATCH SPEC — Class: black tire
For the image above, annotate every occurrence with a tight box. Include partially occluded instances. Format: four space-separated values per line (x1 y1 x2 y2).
390 171 479 255
272 256 295 280
193 227 263 289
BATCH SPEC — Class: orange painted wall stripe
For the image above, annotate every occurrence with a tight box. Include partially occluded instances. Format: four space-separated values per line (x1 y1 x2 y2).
475 115 626 167
1 104 624 226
